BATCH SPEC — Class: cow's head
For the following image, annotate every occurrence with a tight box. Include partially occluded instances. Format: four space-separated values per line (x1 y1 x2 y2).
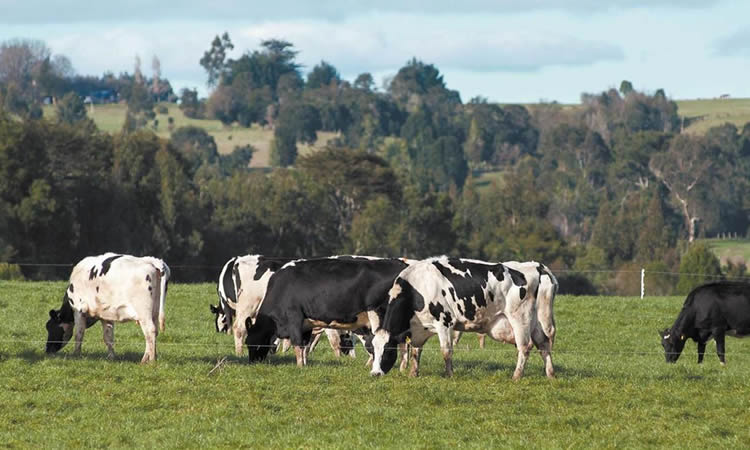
370 329 401 376
45 309 73 353
245 316 276 363
210 304 230 334
659 328 686 363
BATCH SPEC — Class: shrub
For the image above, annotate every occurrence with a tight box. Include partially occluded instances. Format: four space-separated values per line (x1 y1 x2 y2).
676 242 722 294
0 263 24 280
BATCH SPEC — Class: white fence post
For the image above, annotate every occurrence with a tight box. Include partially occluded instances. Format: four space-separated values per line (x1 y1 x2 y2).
640 268 645 299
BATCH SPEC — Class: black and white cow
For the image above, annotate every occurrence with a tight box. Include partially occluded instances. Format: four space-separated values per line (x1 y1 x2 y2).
371 256 545 380
211 254 360 358
451 261 558 377
45 253 170 363
245 256 413 367
660 281 750 365
210 255 293 356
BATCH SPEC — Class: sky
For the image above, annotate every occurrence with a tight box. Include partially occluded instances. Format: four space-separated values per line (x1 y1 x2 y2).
1 0 748 104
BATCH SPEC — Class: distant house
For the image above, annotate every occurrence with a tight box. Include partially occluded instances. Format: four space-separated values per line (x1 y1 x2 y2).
89 89 118 104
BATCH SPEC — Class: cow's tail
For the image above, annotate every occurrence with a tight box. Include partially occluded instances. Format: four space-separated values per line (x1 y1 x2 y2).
158 262 170 333
536 265 558 345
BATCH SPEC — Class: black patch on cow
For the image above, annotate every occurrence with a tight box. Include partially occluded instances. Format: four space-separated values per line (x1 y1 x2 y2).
383 278 423 339
99 255 122 276
519 287 527 300
441 289 446 297
68 283 74 293
220 257 238 310
96 286 99 293
148 286 153 292
505 266 527 287
89 266 97 280
432 261 496 321
146 274 151 282
488 290 494 302
443 311 453 328
246 315 277 363
429 302 444 321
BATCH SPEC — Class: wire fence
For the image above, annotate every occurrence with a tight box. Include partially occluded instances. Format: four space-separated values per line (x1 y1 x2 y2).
3 261 749 297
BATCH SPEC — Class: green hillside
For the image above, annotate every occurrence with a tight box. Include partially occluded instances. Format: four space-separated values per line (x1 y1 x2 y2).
676 97 750 134
43 97 750 168
43 103 337 167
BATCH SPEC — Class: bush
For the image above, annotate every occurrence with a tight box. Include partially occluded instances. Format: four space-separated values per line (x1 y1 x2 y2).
0 263 24 281
557 272 598 295
157 105 169 115
676 242 722 294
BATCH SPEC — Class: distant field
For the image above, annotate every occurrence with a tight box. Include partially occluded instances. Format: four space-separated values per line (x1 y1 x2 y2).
43 103 338 167
676 98 750 135
2 282 750 447
703 238 750 268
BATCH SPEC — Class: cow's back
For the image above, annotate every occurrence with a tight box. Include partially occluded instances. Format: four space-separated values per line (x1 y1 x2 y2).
69 255 161 323
690 282 750 332
260 258 409 322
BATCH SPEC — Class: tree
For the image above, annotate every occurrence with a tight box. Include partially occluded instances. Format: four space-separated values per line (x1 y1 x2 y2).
270 124 298 167
676 243 722 294
200 32 234 88
170 126 219 176
354 73 374 91
619 80 634 96
179 88 204 119
55 92 87 124
306 60 341 89
649 135 716 242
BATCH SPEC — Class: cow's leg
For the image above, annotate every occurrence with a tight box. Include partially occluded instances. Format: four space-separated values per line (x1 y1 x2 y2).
233 317 248 357
306 329 324 356
531 324 554 378
715 332 727 365
452 330 462 347
138 319 157 363
478 334 486 349
73 311 87 356
408 346 423 377
435 326 454 378
507 315 533 381
101 320 115 359
697 341 706 364
398 342 409 373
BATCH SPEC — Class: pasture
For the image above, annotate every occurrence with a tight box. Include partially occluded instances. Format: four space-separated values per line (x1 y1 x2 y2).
2 281 749 448
676 97 750 135
42 103 338 167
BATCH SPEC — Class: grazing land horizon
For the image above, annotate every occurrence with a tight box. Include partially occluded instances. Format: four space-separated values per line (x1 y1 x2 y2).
1 281 749 447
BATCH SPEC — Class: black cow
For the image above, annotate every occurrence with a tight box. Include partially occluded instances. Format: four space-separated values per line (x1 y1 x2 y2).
245 256 411 366
660 282 750 364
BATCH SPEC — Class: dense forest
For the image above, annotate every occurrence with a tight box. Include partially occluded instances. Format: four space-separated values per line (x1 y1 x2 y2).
1 35 749 294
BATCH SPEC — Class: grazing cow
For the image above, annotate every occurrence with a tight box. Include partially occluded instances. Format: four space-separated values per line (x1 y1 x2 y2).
660 282 750 365
210 255 293 356
451 261 558 377
371 256 544 380
45 253 169 363
245 256 412 367
211 254 366 359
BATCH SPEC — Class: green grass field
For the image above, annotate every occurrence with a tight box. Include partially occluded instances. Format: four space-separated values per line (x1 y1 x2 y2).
2 282 749 447
704 238 750 268
676 98 750 135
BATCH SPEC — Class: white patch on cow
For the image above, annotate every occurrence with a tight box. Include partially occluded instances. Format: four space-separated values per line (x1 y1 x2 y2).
370 329 390 376
663 334 670 339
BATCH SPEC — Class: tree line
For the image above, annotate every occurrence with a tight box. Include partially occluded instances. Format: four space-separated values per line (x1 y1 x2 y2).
1 34 749 294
